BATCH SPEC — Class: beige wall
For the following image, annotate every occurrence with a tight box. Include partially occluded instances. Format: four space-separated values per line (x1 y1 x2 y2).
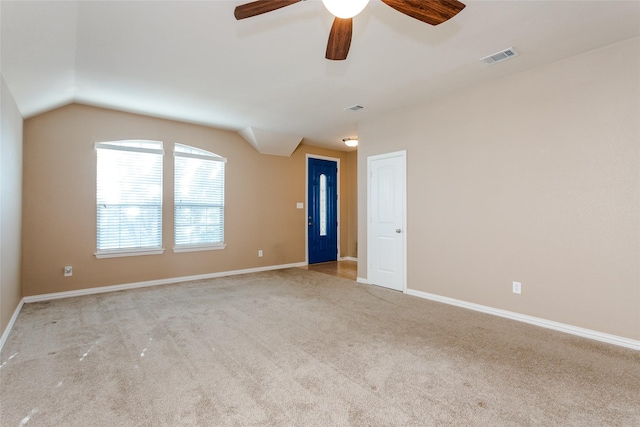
22 104 356 296
1 75 24 336
358 37 640 340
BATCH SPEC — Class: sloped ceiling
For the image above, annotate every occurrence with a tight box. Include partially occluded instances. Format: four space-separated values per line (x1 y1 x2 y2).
2 1 639 153
239 127 303 157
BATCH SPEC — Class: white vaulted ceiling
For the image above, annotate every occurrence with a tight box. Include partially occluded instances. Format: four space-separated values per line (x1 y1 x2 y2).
2 1 639 152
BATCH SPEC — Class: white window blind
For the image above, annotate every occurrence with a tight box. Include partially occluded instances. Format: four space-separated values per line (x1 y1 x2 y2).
174 144 226 250
96 140 163 255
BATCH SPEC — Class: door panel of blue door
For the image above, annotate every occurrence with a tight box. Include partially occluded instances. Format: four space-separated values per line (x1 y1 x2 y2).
308 158 338 264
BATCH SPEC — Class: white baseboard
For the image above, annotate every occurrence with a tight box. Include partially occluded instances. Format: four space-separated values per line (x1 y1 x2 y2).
356 277 370 285
0 298 25 353
339 257 358 262
22 262 307 304
405 288 640 351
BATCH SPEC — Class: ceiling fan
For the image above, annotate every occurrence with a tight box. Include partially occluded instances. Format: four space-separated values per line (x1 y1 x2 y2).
234 0 466 61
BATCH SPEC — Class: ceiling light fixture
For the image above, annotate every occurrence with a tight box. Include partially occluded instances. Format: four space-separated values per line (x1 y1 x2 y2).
343 137 358 147
322 0 370 19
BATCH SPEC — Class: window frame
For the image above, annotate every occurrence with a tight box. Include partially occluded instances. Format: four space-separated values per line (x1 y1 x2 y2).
173 143 227 253
94 140 165 259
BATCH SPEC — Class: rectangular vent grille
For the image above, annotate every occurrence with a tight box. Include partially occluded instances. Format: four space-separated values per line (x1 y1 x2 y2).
345 105 364 111
480 48 519 65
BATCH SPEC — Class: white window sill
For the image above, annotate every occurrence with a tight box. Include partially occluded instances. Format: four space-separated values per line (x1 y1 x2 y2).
173 243 227 253
95 248 165 259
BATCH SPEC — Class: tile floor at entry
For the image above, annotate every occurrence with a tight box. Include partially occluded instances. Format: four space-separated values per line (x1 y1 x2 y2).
302 260 357 281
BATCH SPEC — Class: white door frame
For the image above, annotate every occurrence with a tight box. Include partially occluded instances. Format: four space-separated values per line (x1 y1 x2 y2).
367 150 407 292
305 154 341 265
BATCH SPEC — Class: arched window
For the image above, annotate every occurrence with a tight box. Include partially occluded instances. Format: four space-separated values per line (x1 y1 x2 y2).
174 144 226 252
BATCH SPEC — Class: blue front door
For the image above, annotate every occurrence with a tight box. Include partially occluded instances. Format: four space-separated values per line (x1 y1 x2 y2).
308 158 338 264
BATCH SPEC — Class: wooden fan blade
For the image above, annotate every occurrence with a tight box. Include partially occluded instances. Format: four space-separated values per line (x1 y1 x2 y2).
381 0 465 25
326 18 352 61
234 0 301 20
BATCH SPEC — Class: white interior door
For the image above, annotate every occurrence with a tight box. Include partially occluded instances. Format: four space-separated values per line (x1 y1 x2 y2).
367 151 406 291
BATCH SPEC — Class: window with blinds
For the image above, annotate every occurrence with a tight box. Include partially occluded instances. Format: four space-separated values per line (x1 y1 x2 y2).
174 144 226 252
95 140 164 258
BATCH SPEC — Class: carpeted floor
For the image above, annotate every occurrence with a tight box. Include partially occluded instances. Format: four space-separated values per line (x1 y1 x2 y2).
1 268 639 426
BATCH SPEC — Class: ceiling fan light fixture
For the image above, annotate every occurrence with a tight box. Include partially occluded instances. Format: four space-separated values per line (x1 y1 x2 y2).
322 0 369 19
343 137 359 147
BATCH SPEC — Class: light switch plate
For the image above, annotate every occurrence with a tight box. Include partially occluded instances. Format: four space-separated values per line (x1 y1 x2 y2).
296 202 304 209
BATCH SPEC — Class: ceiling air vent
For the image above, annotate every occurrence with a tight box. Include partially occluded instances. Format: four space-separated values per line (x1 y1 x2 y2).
345 104 364 112
480 47 519 65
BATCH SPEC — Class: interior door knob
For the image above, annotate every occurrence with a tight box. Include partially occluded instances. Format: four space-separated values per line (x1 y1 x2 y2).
396 229 402 233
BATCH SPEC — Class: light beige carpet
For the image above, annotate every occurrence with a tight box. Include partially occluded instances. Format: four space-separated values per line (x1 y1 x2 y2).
1 268 638 426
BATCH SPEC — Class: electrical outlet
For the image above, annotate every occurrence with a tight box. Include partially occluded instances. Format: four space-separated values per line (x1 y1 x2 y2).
512 281 521 294
64 266 73 277
258 250 263 257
